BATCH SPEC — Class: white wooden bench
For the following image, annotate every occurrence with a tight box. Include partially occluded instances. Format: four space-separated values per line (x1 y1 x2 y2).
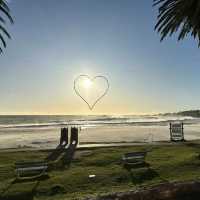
15 161 48 179
122 152 147 168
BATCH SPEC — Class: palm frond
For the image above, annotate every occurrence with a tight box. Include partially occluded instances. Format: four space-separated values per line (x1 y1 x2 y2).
154 0 200 46
0 24 11 38
0 33 6 47
0 0 13 54
0 16 5 23
0 3 13 24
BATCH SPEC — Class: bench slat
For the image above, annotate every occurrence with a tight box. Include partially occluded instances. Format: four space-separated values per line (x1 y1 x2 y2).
124 152 146 157
16 166 48 172
122 151 147 167
123 155 145 159
15 161 46 165
16 161 47 167
16 163 47 167
15 160 48 178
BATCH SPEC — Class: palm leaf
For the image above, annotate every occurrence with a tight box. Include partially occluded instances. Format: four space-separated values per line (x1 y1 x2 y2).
0 16 5 23
154 0 200 46
0 0 13 54
0 24 11 38
0 5 13 24
0 33 6 47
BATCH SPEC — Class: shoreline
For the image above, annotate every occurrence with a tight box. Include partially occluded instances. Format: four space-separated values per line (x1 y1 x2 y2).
1 139 200 152
1 123 200 149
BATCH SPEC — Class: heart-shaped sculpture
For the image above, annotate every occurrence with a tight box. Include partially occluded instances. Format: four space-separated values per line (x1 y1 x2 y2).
74 75 109 110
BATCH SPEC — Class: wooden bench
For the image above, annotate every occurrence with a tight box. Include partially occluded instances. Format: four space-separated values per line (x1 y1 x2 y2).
122 152 147 168
15 161 48 179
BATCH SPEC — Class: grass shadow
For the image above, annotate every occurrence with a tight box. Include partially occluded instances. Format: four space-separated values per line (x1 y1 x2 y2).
0 179 41 200
129 167 159 184
184 142 200 149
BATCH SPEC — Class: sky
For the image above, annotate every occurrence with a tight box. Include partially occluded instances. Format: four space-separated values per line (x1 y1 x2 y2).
0 0 200 115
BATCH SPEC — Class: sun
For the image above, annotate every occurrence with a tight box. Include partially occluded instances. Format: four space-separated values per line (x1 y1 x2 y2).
83 79 92 89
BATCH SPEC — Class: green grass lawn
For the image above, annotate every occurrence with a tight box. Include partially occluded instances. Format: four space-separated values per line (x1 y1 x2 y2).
1 142 200 200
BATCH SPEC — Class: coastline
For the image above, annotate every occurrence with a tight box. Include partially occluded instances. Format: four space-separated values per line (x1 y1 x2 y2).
1 139 200 153
1 123 200 149
0 114 200 150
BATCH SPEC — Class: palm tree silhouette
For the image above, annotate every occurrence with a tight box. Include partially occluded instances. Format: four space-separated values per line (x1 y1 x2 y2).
0 0 13 53
154 0 200 46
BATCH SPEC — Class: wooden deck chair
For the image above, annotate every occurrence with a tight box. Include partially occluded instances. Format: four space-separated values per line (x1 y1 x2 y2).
70 127 79 146
61 127 79 166
59 127 69 146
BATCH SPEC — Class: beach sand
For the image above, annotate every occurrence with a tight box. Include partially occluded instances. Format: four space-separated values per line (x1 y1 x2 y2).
0 123 200 149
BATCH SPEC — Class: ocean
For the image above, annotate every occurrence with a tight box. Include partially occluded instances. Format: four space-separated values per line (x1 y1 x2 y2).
0 115 199 149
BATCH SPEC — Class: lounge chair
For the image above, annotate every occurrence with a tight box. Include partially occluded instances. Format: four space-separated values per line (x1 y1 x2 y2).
61 127 79 166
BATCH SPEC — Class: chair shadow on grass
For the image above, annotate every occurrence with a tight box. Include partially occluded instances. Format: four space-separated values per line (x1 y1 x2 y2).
0 179 40 200
121 162 166 185
184 142 200 150
129 167 159 184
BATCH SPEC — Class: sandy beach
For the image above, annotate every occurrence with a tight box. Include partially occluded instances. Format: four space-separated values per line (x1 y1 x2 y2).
1 123 200 149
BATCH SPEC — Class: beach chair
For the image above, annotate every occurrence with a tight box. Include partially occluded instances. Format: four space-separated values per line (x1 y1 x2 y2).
59 127 69 146
170 122 185 142
70 127 79 146
61 127 79 166
122 151 148 169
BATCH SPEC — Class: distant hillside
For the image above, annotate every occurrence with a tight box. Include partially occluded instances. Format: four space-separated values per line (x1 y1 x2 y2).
178 110 200 118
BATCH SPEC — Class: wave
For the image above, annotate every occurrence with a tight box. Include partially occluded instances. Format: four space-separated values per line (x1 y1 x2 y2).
0 115 196 129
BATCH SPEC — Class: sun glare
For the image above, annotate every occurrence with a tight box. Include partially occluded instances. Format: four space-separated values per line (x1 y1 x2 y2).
83 79 92 89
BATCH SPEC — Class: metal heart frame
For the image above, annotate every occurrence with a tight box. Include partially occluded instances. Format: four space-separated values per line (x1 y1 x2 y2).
74 75 109 110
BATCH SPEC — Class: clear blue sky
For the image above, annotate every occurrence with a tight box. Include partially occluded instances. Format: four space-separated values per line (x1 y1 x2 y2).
0 0 200 115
